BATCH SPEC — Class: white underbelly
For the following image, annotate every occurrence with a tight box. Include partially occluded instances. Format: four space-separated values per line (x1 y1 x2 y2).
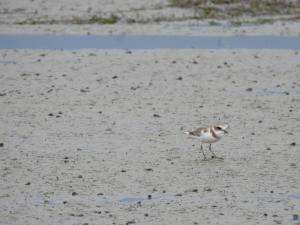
199 133 219 143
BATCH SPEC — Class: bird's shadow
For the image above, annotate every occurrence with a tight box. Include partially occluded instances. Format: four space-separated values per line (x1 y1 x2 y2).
195 156 225 163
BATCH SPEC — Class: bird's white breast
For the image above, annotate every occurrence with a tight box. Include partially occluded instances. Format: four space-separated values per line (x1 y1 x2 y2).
199 130 219 143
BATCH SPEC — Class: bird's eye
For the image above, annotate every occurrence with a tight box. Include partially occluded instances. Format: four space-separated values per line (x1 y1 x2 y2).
216 126 222 130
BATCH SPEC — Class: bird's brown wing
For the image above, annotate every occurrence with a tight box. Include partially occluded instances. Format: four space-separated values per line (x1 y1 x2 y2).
189 127 206 137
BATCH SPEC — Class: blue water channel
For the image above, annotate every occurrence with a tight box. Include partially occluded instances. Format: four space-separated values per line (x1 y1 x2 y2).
0 34 300 49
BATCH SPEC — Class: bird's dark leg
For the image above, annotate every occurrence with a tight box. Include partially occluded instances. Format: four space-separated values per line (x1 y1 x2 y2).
200 144 208 160
209 144 223 160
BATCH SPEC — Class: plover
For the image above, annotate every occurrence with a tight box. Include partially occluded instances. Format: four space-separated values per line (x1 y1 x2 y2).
184 124 229 160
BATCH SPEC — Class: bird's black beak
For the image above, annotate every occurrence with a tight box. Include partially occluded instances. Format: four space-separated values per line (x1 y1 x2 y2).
224 129 228 134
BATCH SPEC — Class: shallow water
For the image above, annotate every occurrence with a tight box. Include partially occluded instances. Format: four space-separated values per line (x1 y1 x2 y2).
28 192 300 207
0 60 17 64
0 34 300 49
118 196 146 204
288 193 300 200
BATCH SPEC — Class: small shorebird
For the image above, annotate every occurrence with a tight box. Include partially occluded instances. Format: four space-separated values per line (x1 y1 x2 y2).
184 124 229 160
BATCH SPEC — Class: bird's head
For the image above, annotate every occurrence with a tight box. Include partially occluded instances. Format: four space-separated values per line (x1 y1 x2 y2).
213 124 229 137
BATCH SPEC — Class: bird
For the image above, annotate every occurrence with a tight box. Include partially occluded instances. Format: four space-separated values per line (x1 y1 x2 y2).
184 124 229 160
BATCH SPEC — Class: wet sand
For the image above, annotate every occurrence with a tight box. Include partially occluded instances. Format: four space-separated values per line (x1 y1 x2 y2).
1 0 300 224
0 49 299 225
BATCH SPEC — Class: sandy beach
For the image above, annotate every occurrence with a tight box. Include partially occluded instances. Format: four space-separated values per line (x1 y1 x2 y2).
1 0 300 36
1 0 300 225
1 49 299 225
